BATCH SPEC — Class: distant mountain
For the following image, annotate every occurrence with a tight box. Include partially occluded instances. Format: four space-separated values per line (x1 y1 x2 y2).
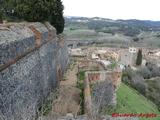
65 16 160 36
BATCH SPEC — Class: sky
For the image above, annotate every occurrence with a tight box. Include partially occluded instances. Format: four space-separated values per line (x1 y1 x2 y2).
62 0 160 21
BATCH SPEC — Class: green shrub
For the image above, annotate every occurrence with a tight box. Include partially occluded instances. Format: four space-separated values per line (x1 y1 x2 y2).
77 71 85 114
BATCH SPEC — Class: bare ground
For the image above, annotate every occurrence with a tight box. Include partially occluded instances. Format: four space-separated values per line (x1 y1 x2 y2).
60 62 78 86
52 62 81 116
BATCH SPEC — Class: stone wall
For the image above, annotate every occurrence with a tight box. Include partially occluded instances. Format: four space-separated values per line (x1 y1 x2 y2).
84 70 122 118
0 22 69 120
86 70 122 90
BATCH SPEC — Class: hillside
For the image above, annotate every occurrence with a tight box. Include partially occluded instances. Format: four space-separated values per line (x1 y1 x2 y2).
64 16 160 48
101 83 160 120
116 83 160 120
65 17 160 35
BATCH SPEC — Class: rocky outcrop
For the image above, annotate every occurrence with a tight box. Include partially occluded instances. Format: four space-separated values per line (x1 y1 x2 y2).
0 22 69 120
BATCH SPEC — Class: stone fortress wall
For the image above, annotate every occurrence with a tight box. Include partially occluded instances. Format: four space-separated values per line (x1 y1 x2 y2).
0 22 69 120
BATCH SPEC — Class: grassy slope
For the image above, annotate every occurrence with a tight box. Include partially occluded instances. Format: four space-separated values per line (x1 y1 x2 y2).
116 83 160 120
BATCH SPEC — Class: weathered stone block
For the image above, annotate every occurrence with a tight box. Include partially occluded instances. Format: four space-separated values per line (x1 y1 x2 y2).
44 22 57 41
28 22 49 45
0 24 35 70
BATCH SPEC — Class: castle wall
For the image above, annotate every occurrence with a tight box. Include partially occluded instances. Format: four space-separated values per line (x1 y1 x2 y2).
0 22 69 120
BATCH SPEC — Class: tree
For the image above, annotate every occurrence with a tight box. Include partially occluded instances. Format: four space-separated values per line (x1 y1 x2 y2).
1 0 64 34
0 0 3 23
49 0 64 34
14 0 50 21
139 66 151 79
0 10 2 23
136 49 142 65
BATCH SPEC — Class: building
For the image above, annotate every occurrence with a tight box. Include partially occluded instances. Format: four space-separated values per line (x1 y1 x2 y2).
119 47 140 66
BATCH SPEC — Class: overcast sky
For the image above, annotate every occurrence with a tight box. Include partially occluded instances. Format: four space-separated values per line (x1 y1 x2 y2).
62 0 160 21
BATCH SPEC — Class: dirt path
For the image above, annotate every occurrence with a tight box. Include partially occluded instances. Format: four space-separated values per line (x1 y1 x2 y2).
52 62 81 116
60 62 78 86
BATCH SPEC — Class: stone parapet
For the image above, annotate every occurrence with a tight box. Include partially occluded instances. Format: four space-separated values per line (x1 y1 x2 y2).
0 22 57 71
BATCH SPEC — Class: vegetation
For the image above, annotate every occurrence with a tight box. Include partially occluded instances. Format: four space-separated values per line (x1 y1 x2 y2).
122 66 160 111
0 10 2 23
77 70 85 114
133 37 139 42
78 71 85 82
101 81 160 120
136 49 142 65
1 0 64 34
145 78 160 110
65 17 160 37
109 62 117 70
137 62 160 80
49 0 65 34
0 0 3 23
39 89 59 116
115 83 160 120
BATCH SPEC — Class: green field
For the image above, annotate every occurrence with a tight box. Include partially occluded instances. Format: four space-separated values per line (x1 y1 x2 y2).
116 83 160 120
